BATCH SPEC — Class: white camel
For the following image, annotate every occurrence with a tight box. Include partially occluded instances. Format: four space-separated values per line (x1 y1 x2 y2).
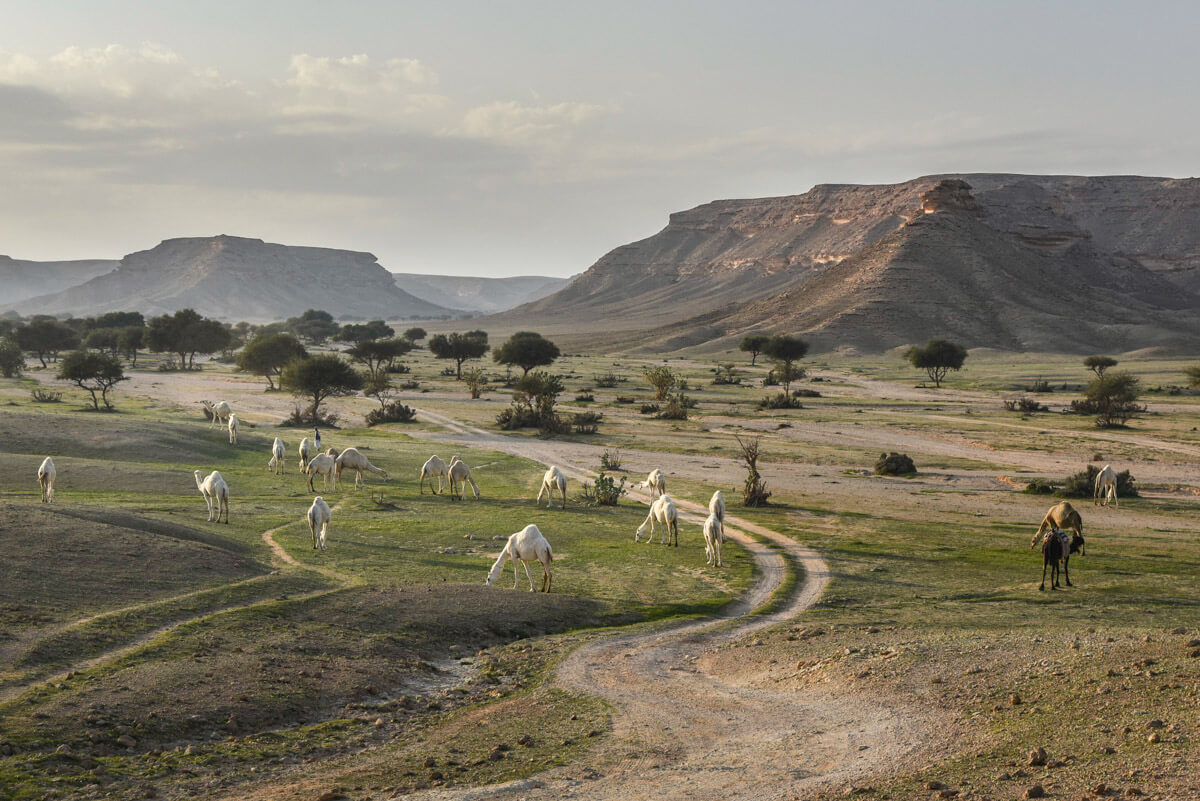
307 496 331 550
636 494 679 546
419 455 450 495
269 437 286 474
227 413 239 445
703 512 724 567
324 446 340 459
708 490 726 525
640 468 667 500
200 400 232 427
194 470 230 523
298 437 314 471
536 466 568 509
1094 464 1119 508
486 524 554 592
335 447 389 490
447 457 481 500
37 456 55 503
305 453 336 492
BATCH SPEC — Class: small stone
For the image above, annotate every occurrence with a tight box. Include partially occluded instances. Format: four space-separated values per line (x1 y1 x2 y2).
1099 746 1116 754
1186 638 1200 648
423 757 437 768
1024 785 1046 799
1146 719 1165 729
487 747 504 762
373 718 384 728
55 744 73 755
116 735 136 749
1091 783 1108 796
1009 693 1022 706
1028 747 1047 767
1147 732 1161 743
926 781 946 791
1170 627 1187 634
1126 788 1143 796
937 790 959 799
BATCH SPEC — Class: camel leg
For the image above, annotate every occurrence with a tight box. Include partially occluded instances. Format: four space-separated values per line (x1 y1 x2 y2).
541 560 551 593
1063 555 1072 587
511 557 519 590
522 560 536 591
1040 557 1048 591
310 520 318 549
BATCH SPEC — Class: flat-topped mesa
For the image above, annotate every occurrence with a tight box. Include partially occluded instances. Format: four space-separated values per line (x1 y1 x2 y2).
920 179 981 215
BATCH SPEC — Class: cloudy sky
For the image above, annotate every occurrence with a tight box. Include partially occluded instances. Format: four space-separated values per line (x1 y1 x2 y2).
2 1 1197 276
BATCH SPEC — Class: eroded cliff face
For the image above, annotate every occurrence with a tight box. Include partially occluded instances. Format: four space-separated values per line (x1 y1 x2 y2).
506 174 1200 352
9 236 453 322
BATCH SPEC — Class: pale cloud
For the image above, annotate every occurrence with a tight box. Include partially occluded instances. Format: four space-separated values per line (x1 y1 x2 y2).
287 53 437 94
455 100 608 145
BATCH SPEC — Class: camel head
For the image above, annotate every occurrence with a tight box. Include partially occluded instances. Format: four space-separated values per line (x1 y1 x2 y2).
1072 533 1086 556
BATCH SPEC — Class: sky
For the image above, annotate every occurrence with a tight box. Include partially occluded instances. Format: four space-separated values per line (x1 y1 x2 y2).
2 1 1198 277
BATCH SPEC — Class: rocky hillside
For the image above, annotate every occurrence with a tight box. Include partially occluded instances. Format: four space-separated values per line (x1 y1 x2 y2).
0 256 117 305
8 236 454 322
502 174 1200 353
392 272 573 315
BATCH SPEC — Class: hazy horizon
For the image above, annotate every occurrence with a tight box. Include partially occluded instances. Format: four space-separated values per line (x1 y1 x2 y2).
3 1 1199 277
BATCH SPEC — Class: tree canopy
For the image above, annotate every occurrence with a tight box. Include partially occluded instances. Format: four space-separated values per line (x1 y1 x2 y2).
146 309 231 369
1084 355 1118 378
739 334 771 366
403 327 427 344
336 320 394 345
280 354 364 424
762 334 809 392
1083 371 1144 427
58 349 128 410
15 319 80 367
347 337 413 382
492 331 560 375
642 365 677 400
286 309 340 345
904 339 967 388
236 332 309 390
0 337 24 378
428 331 489 378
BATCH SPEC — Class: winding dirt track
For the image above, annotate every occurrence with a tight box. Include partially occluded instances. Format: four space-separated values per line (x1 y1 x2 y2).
408 409 933 801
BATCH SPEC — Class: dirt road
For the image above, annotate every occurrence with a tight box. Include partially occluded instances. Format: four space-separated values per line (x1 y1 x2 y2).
406 409 941 801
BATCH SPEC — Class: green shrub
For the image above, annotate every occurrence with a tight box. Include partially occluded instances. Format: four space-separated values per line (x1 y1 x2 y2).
874 452 916 476
1022 478 1057 495
1060 465 1138 498
600 449 622 470
1003 396 1048 413
365 401 417 426
594 372 619 388
639 403 660 415
757 392 801 410
573 411 603 434
657 393 691 420
579 472 627 506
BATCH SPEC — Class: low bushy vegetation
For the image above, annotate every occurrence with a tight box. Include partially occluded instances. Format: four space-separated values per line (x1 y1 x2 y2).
657 393 692 420
639 403 660 415
593 372 620 388
572 411 603 434
599 448 622 470
574 391 595 403
1060 464 1138 498
29 389 62 403
874 452 916 476
579 472 627 506
758 392 802 410
1003 396 1048 413
365 401 418 426
1022 478 1058 495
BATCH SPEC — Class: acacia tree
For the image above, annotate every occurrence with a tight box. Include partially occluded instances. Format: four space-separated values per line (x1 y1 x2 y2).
237 332 308 390
1083 372 1144 427
763 334 809 392
403 327 427 345
146 309 231 369
58 349 128 410
84 327 122 356
0 337 24 377
118 326 144 367
16 319 80 367
280 354 364 424
428 331 489 378
347 337 413 383
1084 355 1118 378
462 367 488 399
643 365 677 400
904 338 967 388
336 320 394 345
286 309 340 345
739 334 771 366
492 331 560 376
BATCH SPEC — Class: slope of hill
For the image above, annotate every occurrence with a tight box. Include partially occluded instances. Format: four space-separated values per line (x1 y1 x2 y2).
391 273 573 315
8 236 454 322
0 256 118 305
499 174 1200 353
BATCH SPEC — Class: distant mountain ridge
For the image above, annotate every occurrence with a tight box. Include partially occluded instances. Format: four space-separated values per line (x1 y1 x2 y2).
495 174 1200 353
6 236 454 322
0 255 118 305
391 272 574 315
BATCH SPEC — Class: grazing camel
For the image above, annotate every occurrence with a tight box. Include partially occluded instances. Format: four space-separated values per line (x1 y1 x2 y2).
269 437 286 474
1094 464 1119 508
486 524 554 592
636 494 679 546
703 512 723 567
640 468 666 500
194 470 230 523
1038 528 1086 591
305 453 336 492
298 437 314 471
307 496 331 550
708 490 725 525
37 457 55 503
536 466 568 509
1031 501 1084 551
227 413 239 445
447 457 481 500
335 447 389 490
419 455 449 495
200 400 232 427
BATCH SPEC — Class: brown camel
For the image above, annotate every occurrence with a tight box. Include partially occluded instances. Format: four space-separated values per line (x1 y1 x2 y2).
1030 500 1084 553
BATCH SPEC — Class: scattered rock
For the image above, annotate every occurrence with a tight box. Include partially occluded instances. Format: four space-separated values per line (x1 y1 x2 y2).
925 781 946 790
1147 732 1161 743
1146 719 1165 729
937 790 959 799
1091 783 1107 796
1099 746 1116 754
1009 693 1022 706
1170 627 1187 635
116 735 136 749
314 792 348 801
1024 785 1046 799
1028 747 1047 767
517 734 533 747
373 718 384 728
1186 638 1200 648
423 757 437 768
1126 788 1143 796
487 747 505 762
55 744 73 755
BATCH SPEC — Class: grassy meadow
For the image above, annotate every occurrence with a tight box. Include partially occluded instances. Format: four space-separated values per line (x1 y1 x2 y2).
1 341 1198 799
